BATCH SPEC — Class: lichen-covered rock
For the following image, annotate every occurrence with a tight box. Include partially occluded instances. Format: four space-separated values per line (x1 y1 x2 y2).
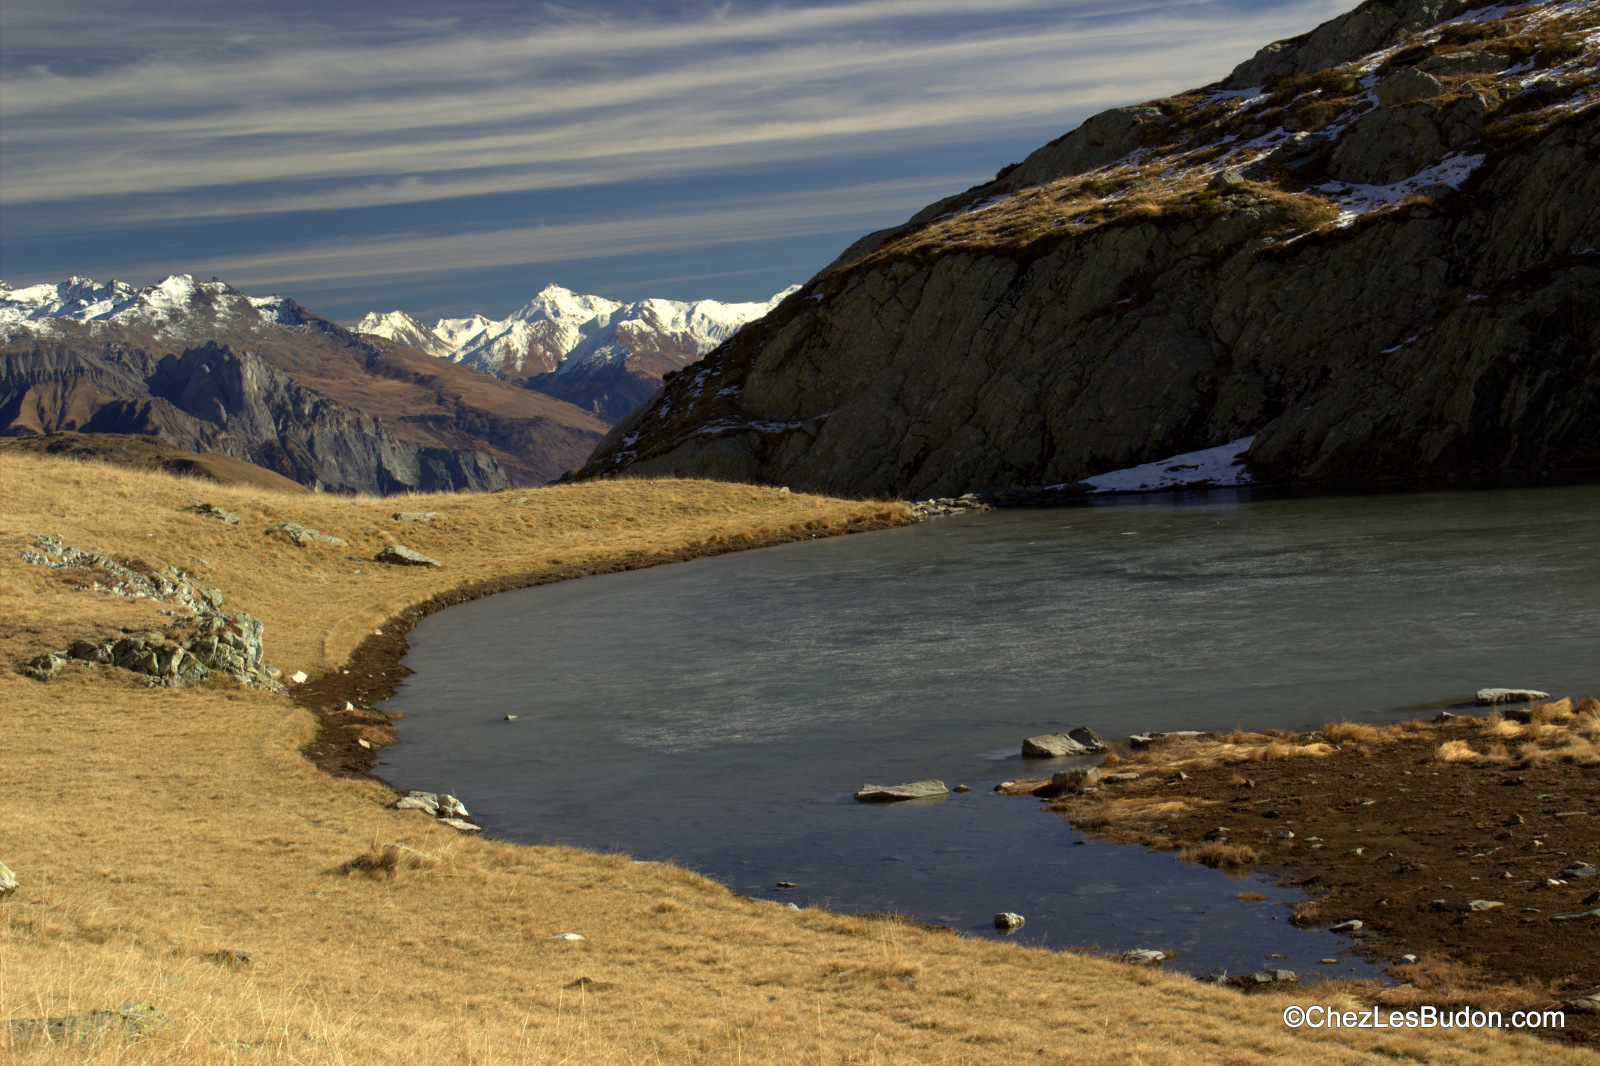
265 522 347 547
19 536 280 690
9 1002 169 1044
391 511 446 522
376 544 440 566
185 502 240 524
1375 68 1444 109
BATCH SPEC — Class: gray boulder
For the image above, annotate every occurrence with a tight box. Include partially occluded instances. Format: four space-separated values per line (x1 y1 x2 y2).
1376 68 1444 108
391 511 446 522
394 791 440 815
1476 688 1550 705
376 544 441 567
1021 727 1105 757
1418 51 1508 77
438 794 469 819
1467 899 1502 912
1560 862 1597 880
265 522 347 548
994 911 1025 932
10 1002 169 1044
854 779 949 802
439 817 483 833
1121 948 1167 963
185 502 240 524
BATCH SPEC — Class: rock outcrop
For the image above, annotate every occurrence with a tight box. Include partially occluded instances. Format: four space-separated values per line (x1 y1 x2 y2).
19 535 281 689
579 0 1600 497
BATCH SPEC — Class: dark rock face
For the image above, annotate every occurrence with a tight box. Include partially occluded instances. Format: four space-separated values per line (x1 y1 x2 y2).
579 0 1600 497
1 337 510 494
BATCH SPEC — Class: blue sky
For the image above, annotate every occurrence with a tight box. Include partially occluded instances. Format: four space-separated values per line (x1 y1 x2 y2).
0 0 1348 323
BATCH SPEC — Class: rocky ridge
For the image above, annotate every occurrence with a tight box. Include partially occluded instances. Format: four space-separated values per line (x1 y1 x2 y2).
578 0 1600 498
356 283 798 422
19 534 282 690
1 275 609 492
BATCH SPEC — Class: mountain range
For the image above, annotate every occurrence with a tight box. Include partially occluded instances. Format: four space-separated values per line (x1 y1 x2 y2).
0 275 609 493
355 284 797 422
577 0 1600 497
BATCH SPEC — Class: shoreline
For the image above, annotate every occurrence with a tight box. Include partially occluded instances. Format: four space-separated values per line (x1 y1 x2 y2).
998 709 1600 1044
293 510 912 782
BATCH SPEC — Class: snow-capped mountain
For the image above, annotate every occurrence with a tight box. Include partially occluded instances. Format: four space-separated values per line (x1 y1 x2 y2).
0 274 609 491
355 283 799 421
0 274 298 338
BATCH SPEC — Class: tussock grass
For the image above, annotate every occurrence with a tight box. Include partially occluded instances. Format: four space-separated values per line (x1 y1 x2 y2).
1177 842 1260 869
1431 700 1600 767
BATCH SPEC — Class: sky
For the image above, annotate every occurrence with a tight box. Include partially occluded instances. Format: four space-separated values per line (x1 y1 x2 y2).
0 0 1351 324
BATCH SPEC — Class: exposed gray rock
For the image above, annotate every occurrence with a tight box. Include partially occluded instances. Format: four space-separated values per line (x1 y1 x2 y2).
265 522 347 548
1208 168 1247 191
0 860 17 899
1127 730 1209 749
1330 919 1363 932
994 911 1025 932
1047 766 1102 792
854 779 949 802
289 670 308 684
394 791 440 815
375 544 441 567
185 502 240 524
439 817 483 833
9 1002 169 1044
1376 68 1444 109
1223 0 1478 89
437 794 469 819
1467 899 1503 911
201 949 254 970
1121 948 1167 963
1561 862 1598 879
391 511 446 522
1326 103 1449 186
1476 688 1550 705
1551 908 1600 922
1021 727 1106 758
1418 51 1509 77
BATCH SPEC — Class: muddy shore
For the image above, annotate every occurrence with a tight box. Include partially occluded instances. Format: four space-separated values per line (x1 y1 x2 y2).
1002 710 1600 1043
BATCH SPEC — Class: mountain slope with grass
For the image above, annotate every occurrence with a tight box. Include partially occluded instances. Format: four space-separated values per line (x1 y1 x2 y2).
356 283 797 422
579 0 1600 498
1 276 610 492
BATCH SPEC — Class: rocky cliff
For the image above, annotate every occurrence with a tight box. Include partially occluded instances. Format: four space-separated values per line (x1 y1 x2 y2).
578 0 1600 497
1 276 610 492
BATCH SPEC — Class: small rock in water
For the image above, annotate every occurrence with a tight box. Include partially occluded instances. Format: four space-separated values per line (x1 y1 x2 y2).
437 794 469 819
1320 958 1340 965
776 881 797 889
1021 727 1105 757
953 784 971 793
1121 948 1166 964
504 715 519 720
854 780 948 803
1475 687 1550 705
1272 969 1299 983
994 912 1025 933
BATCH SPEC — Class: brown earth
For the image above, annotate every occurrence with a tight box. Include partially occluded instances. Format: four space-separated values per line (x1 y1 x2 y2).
1002 709 1600 1044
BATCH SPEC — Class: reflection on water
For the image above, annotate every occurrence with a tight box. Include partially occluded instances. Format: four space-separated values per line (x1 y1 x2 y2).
378 483 1600 978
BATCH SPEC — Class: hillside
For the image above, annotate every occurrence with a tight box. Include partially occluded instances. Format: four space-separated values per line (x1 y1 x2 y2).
578 0 1600 498
356 284 796 422
1 276 609 492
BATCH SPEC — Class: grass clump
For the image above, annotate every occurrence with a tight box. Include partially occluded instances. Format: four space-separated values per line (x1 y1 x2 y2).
1177 841 1259 869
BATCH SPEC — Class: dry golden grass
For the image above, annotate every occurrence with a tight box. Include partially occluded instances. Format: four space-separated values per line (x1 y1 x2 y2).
1429 701 1600 768
1176 842 1260 870
0 452 1580 1063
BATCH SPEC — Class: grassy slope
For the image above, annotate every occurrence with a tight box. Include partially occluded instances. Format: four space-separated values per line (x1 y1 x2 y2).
0 453 1576 1064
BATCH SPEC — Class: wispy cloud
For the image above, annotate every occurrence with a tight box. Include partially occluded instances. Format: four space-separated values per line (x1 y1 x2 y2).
0 0 1349 310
